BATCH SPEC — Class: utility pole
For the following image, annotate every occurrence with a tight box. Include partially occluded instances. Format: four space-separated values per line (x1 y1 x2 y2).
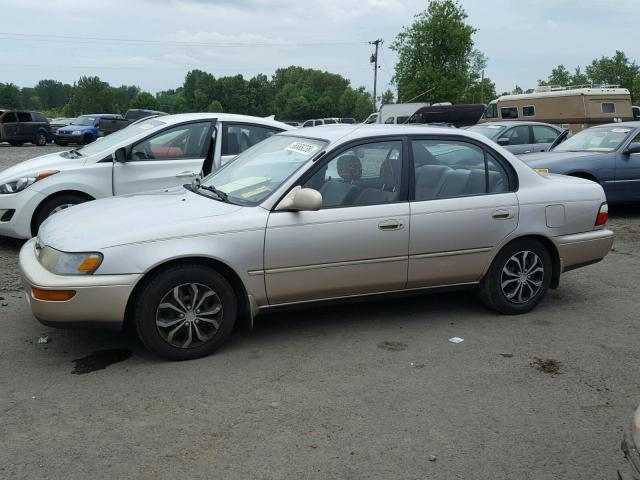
369 39 383 111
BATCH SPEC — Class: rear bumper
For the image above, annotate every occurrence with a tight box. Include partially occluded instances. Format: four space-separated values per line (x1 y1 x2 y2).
619 432 640 480
553 229 614 273
19 238 142 330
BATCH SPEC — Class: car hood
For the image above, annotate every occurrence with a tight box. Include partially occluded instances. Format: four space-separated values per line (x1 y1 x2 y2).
518 150 602 166
59 125 91 132
38 187 245 251
0 151 83 183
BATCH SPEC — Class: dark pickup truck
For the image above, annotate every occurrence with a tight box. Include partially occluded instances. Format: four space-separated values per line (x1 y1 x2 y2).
0 110 51 146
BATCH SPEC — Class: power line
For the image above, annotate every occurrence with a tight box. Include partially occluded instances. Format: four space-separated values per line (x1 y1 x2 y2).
0 62 371 72
0 32 369 48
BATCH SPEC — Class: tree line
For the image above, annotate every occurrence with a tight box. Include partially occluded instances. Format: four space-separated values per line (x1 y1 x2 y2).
0 66 376 121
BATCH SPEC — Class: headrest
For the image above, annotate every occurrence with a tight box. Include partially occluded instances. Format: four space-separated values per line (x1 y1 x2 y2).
337 154 362 182
380 158 399 188
416 165 450 188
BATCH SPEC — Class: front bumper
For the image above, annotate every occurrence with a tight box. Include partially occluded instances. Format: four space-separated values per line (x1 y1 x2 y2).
619 432 640 480
0 188 47 239
19 238 142 330
553 228 615 272
55 132 85 143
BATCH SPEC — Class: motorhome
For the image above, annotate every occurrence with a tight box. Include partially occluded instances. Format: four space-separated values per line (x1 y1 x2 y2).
482 86 633 132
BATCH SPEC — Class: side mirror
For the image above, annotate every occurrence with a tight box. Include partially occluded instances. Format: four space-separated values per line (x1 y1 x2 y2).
113 147 127 163
624 144 640 155
497 138 510 146
275 186 322 212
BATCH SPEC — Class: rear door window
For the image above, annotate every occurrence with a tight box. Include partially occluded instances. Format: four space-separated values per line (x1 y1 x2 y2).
16 112 32 122
532 126 559 144
501 125 530 145
222 124 282 156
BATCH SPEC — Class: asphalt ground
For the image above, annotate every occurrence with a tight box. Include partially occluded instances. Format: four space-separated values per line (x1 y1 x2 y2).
0 144 638 479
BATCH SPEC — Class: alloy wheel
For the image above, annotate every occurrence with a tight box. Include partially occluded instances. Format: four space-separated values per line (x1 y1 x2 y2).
500 250 544 304
155 283 223 349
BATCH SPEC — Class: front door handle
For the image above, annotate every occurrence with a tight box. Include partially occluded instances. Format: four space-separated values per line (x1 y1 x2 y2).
378 219 404 231
176 171 197 178
492 209 514 220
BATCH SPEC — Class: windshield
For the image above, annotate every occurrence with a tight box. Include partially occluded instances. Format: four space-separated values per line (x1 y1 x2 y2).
201 135 326 205
72 115 96 126
76 119 166 156
467 124 506 139
553 126 633 152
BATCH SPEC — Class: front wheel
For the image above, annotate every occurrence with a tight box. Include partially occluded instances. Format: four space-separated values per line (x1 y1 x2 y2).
32 193 89 235
82 133 94 144
478 239 552 315
35 132 48 146
134 264 237 360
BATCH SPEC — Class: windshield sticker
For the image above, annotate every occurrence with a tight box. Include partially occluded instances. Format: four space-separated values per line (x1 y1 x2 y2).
611 128 631 133
486 125 502 129
286 142 319 155
218 176 270 193
138 124 154 130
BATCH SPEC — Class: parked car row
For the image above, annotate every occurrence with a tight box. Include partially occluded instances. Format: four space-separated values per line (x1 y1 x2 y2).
0 114 614 360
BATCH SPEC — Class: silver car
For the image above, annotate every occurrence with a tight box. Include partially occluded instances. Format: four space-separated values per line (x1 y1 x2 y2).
19 125 614 360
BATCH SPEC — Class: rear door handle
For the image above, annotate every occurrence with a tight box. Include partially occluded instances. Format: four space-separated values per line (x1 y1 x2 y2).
176 171 197 178
492 209 514 220
378 219 404 231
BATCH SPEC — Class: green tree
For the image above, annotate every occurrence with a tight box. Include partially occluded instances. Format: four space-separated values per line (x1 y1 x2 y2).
129 91 160 110
207 100 223 112
34 79 72 110
571 67 589 85
65 76 114 115
380 89 395 105
111 85 140 113
512 85 524 94
182 70 217 111
0 83 22 108
461 77 496 103
586 51 639 93
391 0 482 104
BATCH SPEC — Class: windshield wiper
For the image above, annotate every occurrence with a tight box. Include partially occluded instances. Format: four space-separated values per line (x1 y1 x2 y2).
191 177 228 202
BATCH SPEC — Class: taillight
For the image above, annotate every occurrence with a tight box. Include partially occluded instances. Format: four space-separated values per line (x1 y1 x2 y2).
595 202 608 226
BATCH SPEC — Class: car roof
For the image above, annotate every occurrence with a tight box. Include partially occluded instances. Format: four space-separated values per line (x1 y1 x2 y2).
591 121 640 128
471 121 560 128
278 123 491 146
152 112 294 130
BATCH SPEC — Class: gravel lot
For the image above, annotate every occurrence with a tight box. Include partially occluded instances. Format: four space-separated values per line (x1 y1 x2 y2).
0 145 639 479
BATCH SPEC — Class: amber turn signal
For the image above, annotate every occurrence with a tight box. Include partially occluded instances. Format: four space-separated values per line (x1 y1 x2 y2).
32 288 76 301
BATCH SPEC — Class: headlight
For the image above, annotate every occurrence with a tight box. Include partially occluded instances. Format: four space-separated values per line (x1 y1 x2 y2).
0 171 58 194
535 168 550 174
38 246 103 275
72 130 82 135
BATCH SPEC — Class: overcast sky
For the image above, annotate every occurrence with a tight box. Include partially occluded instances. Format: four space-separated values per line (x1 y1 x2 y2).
1 0 638 99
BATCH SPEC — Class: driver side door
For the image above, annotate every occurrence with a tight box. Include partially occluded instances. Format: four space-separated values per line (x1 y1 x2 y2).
113 121 214 195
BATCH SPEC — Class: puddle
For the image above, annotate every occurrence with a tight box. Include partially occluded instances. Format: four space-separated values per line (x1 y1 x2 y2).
71 349 133 375
530 357 561 375
377 341 408 351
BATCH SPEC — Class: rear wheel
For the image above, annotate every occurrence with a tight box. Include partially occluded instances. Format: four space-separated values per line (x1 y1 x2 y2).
134 264 237 360
35 132 48 146
478 239 552 315
32 193 90 235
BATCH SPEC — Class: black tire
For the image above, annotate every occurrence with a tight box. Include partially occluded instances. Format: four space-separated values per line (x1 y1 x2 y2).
478 239 552 315
82 133 94 144
54 139 68 146
9 141 23 147
134 264 237 360
35 132 48 146
32 193 89 236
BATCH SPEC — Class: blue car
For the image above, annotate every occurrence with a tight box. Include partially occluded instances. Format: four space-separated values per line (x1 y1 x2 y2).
54 114 123 146
521 122 640 203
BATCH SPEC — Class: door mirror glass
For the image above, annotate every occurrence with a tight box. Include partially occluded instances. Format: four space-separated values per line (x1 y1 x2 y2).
113 147 127 163
275 186 322 211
